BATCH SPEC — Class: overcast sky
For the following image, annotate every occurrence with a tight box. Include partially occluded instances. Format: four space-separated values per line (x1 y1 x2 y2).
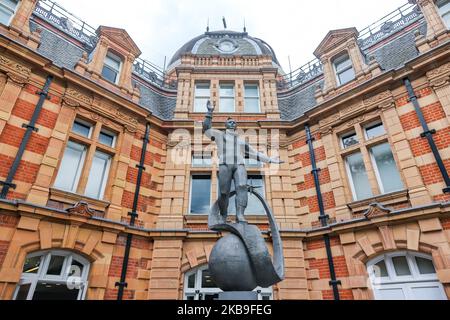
55 0 408 72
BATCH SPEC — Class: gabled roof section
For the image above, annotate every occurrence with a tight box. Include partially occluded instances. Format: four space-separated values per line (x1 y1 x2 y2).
96 26 142 57
314 27 359 58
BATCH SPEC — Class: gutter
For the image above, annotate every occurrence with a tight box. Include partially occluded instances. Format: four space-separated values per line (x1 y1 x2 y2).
305 124 341 300
0 75 53 199
404 78 450 194
116 122 151 300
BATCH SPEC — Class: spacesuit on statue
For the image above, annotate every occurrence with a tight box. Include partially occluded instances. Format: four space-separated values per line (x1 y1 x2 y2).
203 101 283 223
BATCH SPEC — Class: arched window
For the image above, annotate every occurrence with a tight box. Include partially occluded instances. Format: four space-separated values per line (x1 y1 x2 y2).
367 251 447 300
184 265 272 300
14 250 90 300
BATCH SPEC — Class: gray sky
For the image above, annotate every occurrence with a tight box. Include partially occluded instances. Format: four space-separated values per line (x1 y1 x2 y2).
55 0 408 72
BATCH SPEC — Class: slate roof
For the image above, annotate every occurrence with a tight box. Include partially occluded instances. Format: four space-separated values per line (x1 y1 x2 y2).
28 1 429 122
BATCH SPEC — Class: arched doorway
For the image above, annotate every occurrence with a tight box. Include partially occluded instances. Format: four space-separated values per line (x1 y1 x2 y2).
367 251 447 300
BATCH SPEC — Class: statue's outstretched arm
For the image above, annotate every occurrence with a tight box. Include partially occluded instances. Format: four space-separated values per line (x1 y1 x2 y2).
245 143 284 164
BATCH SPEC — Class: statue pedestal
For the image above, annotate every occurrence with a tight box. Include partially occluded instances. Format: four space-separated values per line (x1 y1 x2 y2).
218 292 258 300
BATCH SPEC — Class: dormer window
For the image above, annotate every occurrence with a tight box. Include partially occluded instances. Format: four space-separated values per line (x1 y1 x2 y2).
437 0 450 28
102 51 122 84
0 0 19 26
333 53 355 86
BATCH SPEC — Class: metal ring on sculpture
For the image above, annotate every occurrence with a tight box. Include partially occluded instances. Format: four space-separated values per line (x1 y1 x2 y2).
208 188 285 291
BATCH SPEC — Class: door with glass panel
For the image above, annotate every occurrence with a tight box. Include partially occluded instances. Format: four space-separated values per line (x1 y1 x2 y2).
367 252 447 300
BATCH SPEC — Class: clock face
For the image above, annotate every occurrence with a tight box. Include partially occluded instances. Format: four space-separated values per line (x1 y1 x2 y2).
218 40 235 52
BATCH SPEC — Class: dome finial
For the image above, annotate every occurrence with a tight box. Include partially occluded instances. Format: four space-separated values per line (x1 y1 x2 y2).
243 18 247 33
222 17 227 29
206 18 210 32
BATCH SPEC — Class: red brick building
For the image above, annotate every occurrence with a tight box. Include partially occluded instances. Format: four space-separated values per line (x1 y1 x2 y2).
0 0 449 300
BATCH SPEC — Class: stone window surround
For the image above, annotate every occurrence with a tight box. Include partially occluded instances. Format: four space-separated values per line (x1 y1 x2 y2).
51 113 120 209
336 116 406 207
191 79 264 114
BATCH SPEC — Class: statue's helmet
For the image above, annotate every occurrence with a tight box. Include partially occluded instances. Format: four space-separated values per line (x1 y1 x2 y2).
226 117 237 130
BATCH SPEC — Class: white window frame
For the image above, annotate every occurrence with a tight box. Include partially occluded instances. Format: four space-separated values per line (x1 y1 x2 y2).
102 51 123 85
333 53 355 86
345 151 372 201
189 174 212 215
72 118 93 139
194 82 211 113
340 131 359 149
367 251 447 300
0 0 19 26
85 151 112 200
54 141 87 193
244 84 261 113
364 121 386 140
183 265 272 300
99 128 117 148
219 83 236 113
13 250 90 301
369 142 404 195
437 0 450 28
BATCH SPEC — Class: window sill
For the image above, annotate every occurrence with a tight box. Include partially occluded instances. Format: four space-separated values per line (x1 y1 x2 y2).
49 188 111 213
347 189 409 214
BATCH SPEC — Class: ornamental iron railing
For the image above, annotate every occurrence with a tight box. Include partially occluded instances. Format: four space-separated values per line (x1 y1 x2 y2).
32 0 423 92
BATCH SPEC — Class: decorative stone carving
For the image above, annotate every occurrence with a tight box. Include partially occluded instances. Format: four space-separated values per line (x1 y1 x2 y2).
363 91 393 107
0 55 31 78
427 62 450 89
65 87 93 106
364 203 392 220
66 201 95 218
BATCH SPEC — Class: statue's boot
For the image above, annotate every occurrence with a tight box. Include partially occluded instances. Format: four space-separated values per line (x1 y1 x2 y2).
236 206 247 223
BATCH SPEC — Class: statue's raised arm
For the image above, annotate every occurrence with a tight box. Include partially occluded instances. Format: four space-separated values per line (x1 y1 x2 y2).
203 100 215 134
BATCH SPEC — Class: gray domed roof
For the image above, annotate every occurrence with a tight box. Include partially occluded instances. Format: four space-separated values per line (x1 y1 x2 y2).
168 30 281 68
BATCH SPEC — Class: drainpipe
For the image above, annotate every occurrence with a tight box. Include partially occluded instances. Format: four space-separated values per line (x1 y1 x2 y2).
404 78 450 194
116 122 151 300
305 124 341 301
0 75 53 199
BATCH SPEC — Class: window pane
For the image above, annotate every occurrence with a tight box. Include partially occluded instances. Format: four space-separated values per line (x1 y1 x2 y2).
15 283 31 300
33 282 80 300
245 85 259 98
85 152 111 199
104 54 121 71
187 274 196 289
190 176 211 214
194 97 209 112
72 120 92 138
201 270 217 288
244 98 260 113
373 260 389 278
334 55 352 72
438 0 450 28
415 257 436 275
195 84 210 97
0 0 17 25
392 256 411 276
220 85 234 97
371 143 403 193
365 123 386 139
346 153 373 200
54 142 86 192
338 67 355 85
102 66 118 83
220 98 235 112
192 153 212 167
247 176 265 215
204 293 219 300
23 256 42 274
69 260 84 277
47 255 65 276
342 132 358 149
99 131 115 147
